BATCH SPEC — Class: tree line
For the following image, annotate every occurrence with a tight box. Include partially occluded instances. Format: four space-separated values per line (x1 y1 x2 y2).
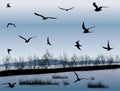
2 50 120 71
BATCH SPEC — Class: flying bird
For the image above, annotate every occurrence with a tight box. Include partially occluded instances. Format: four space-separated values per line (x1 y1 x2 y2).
47 37 52 46
102 40 113 51
93 2 108 12
7 49 12 54
82 22 95 33
34 12 57 20
1 83 16 88
75 40 82 50
18 35 37 43
7 23 16 28
7 3 11 8
74 71 95 83
58 7 74 11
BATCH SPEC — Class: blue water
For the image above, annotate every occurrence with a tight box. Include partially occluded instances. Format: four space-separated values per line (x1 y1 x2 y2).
0 69 120 91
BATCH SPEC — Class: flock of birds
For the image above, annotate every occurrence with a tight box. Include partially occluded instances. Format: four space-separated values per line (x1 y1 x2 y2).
4 2 113 55
0 1 114 88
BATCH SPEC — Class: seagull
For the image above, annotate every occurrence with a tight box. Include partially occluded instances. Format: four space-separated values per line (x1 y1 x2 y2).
1 83 16 88
75 40 82 50
7 3 11 8
34 12 57 20
7 23 16 28
47 37 52 46
82 22 95 33
58 7 74 11
7 49 12 54
102 40 113 51
74 71 95 83
93 2 108 12
18 35 37 43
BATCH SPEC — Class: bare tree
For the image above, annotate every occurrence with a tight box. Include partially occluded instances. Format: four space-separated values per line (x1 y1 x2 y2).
94 55 101 66
107 55 114 65
59 53 69 68
32 55 39 69
14 56 26 70
115 55 120 64
41 50 53 69
99 54 106 65
3 55 11 70
79 55 84 66
27 56 33 69
69 54 78 67
84 55 91 66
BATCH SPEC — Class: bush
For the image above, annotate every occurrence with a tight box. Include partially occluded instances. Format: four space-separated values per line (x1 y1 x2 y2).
19 79 59 85
87 82 109 88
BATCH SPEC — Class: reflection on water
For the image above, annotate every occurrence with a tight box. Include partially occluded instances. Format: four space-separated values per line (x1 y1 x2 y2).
0 69 120 91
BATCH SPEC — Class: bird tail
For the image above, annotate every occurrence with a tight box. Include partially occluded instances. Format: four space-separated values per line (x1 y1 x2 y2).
101 6 109 8
88 26 96 30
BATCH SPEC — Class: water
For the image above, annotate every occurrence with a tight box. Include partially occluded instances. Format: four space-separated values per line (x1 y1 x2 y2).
0 69 120 91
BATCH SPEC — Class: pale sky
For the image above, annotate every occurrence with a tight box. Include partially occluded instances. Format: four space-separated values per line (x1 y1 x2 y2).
0 0 119 63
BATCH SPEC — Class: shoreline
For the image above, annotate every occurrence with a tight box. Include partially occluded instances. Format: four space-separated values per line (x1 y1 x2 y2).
0 65 120 77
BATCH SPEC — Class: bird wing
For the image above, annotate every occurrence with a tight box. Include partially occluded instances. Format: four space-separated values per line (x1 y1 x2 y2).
102 46 108 49
28 36 37 41
7 23 10 27
47 37 50 43
107 40 110 48
68 7 74 10
12 24 16 27
88 26 96 30
76 40 80 44
7 23 16 28
18 35 27 41
101 6 109 8
93 2 98 9
59 7 66 10
47 37 52 46
74 71 79 79
7 49 12 54
76 42 79 46
82 22 87 31
47 17 57 19
34 13 45 17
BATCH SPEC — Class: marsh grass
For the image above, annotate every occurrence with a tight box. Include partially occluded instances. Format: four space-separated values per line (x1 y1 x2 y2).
87 82 109 88
63 80 69 86
19 79 59 86
52 75 68 79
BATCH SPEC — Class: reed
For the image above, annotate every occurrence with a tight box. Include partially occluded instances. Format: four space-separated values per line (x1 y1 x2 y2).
19 79 59 85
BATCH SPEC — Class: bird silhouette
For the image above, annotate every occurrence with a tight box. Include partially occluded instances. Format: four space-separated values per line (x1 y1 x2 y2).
93 2 108 12
73 71 95 83
1 83 16 88
18 35 37 43
82 22 95 33
58 7 74 11
7 23 16 28
75 40 82 50
34 12 57 20
7 3 11 8
102 40 113 51
47 37 52 46
7 49 12 54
